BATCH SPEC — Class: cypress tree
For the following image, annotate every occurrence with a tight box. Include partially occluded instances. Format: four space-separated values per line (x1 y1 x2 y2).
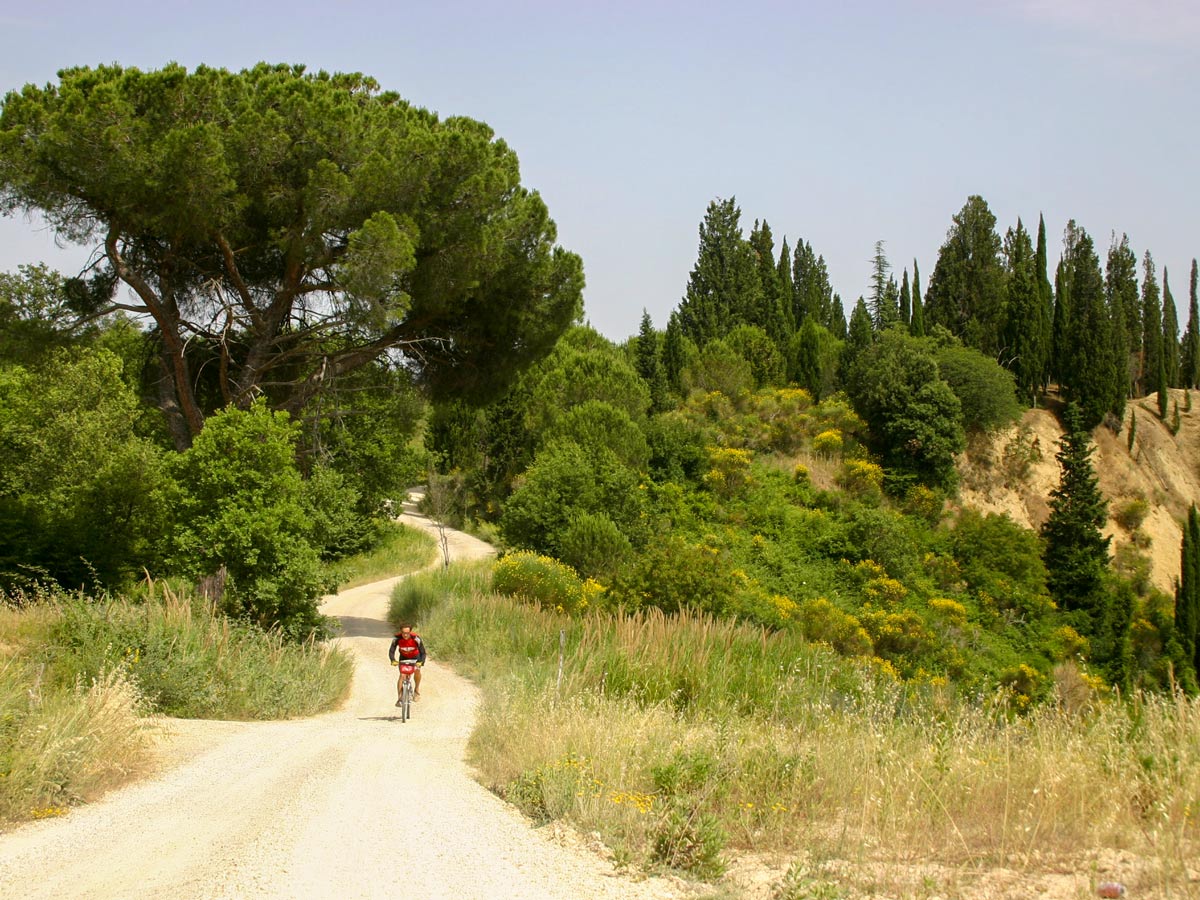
1051 254 1073 388
748 219 789 344
1141 251 1163 398
635 310 669 413
1002 219 1044 403
924 195 1006 355
1056 224 1117 429
662 311 686 395
1181 260 1200 389
909 259 925 337
792 238 837 331
1042 402 1111 636
792 315 824 399
1035 215 1054 391
678 197 761 346
777 239 795 336
898 269 911 325
1163 268 1181 387
841 297 874 377
1105 235 1139 401
1175 505 1200 689
828 294 847 339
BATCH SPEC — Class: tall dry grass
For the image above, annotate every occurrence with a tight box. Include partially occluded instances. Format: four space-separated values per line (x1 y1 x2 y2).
45 583 354 719
405 563 1200 888
0 660 150 823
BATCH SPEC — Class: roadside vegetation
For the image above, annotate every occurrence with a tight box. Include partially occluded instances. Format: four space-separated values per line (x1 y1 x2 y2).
335 522 437 590
0 582 354 824
394 561 1200 893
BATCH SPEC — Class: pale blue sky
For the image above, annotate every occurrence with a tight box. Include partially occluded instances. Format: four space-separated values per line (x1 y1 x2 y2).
1 0 1196 339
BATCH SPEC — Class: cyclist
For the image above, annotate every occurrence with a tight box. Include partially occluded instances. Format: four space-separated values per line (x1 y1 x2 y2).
389 623 426 704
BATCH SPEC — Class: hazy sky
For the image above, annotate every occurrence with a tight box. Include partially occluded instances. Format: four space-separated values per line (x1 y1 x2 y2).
1 0 1196 340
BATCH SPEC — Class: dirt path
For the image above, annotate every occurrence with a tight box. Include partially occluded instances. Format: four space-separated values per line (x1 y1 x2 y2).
0 506 695 900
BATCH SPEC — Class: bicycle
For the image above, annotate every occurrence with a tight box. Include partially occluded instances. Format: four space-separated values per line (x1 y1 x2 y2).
394 661 418 723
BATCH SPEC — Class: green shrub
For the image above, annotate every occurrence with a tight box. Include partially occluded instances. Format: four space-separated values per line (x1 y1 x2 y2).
500 440 645 559
491 551 602 615
558 511 634 581
650 749 728 878
1114 497 1150 533
165 400 329 639
811 428 843 458
795 598 872 656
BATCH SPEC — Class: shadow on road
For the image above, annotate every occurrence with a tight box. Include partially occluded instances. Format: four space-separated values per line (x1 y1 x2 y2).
336 615 394 638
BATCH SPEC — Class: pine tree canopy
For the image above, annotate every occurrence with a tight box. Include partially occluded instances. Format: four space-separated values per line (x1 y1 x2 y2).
0 63 584 449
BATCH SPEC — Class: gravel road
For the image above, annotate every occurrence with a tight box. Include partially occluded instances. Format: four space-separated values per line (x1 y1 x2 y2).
0 506 697 900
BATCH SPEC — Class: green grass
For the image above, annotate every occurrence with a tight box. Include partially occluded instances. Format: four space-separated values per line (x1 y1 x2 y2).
39 583 354 719
335 521 437 589
398 561 1200 891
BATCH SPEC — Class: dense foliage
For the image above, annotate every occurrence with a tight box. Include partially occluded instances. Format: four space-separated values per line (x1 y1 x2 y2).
1 59 1197 696
0 63 583 449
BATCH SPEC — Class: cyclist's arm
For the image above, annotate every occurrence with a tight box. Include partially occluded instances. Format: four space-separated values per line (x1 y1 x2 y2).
415 636 427 665
388 637 399 663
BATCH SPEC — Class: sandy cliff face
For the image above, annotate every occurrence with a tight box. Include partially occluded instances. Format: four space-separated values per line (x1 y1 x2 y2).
956 388 1200 596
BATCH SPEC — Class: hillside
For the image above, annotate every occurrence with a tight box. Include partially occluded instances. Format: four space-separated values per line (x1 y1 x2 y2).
958 388 1200 596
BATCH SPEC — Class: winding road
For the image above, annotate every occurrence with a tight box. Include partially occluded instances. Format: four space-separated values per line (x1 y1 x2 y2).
0 505 695 900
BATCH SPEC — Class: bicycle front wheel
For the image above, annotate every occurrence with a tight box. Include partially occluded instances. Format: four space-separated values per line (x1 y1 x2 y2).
400 678 413 723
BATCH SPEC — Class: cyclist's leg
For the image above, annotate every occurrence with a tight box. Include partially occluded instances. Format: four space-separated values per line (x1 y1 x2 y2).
413 666 422 699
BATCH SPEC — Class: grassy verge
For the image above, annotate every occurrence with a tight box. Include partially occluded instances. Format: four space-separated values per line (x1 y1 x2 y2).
335 521 437 589
1 583 354 825
394 562 1200 894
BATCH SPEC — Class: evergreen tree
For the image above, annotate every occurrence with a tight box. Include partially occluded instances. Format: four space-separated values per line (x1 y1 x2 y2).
1141 251 1163 398
1056 223 1119 429
677 198 761 346
662 311 687 395
786 318 841 400
634 310 669 413
1105 234 1140 400
829 294 847 339
1051 254 1073 388
748 219 790 343
1175 505 1200 688
869 240 898 329
1001 219 1045 403
898 269 912 325
1163 268 1181 387
924 195 1007 355
792 239 836 331
841 297 875 377
1035 216 1055 391
777 239 795 334
909 259 925 337
1182 260 1200 389
1042 403 1111 633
